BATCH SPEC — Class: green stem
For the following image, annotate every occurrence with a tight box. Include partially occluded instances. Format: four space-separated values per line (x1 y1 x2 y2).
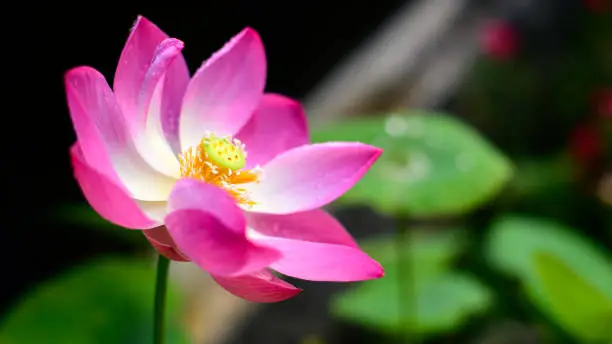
396 219 418 344
154 255 170 344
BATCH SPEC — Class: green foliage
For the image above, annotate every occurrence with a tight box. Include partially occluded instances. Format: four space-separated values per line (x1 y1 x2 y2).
311 112 513 217
332 229 492 336
534 253 612 342
358 229 466 278
486 215 612 342
0 258 189 344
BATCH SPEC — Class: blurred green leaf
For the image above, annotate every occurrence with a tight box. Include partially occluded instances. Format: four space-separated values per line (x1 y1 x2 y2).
332 229 490 335
486 215 612 296
360 228 467 278
486 215 612 342
0 258 189 344
533 252 612 342
332 270 492 336
311 112 512 217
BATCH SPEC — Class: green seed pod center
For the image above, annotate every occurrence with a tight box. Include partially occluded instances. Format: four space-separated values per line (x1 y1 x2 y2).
202 136 246 170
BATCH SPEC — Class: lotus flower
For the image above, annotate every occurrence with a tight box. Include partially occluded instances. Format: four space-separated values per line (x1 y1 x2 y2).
65 16 383 302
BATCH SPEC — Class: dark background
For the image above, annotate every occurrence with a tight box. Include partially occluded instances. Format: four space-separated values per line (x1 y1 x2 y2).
2 1 408 314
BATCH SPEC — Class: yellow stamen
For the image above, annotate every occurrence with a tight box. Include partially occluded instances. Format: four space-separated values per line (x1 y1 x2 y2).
178 133 261 207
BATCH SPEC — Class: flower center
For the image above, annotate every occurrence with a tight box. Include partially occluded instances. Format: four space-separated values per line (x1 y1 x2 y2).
178 132 261 207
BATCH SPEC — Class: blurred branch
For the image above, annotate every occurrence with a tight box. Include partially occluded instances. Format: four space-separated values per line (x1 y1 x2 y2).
396 7 490 110
304 0 490 123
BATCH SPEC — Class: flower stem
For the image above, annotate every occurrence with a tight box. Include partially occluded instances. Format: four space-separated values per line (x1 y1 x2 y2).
154 255 170 344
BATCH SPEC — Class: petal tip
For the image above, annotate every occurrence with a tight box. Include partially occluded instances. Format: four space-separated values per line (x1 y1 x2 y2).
372 147 383 160
347 142 384 182
374 267 385 279
64 67 107 97
157 37 185 54
282 287 303 301
362 144 384 168
368 260 385 279
266 286 303 303
132 15 154 31
64 65 99 80
242 26 260 38
239 27 265 52
365 144 383 157
351 254 385 281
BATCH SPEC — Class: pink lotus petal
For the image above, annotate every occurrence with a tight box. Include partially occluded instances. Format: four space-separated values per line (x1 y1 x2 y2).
147 238 190 262
114 15 189 141
246 209 358 248
212 270 301 302
165 179 280 277
158 48 190 155
132 38 185 178
247 210 382 282
143 226 189 261
236 93 309 168
70 143 158 229
65 75 122 186
250 233 383 282
65 66 176 201
143 224 176 246
179 27 266 150
247 142 382 214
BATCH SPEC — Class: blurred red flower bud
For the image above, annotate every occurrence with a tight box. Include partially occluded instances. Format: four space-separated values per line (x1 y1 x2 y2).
480 19 519 61
569 124 602 166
